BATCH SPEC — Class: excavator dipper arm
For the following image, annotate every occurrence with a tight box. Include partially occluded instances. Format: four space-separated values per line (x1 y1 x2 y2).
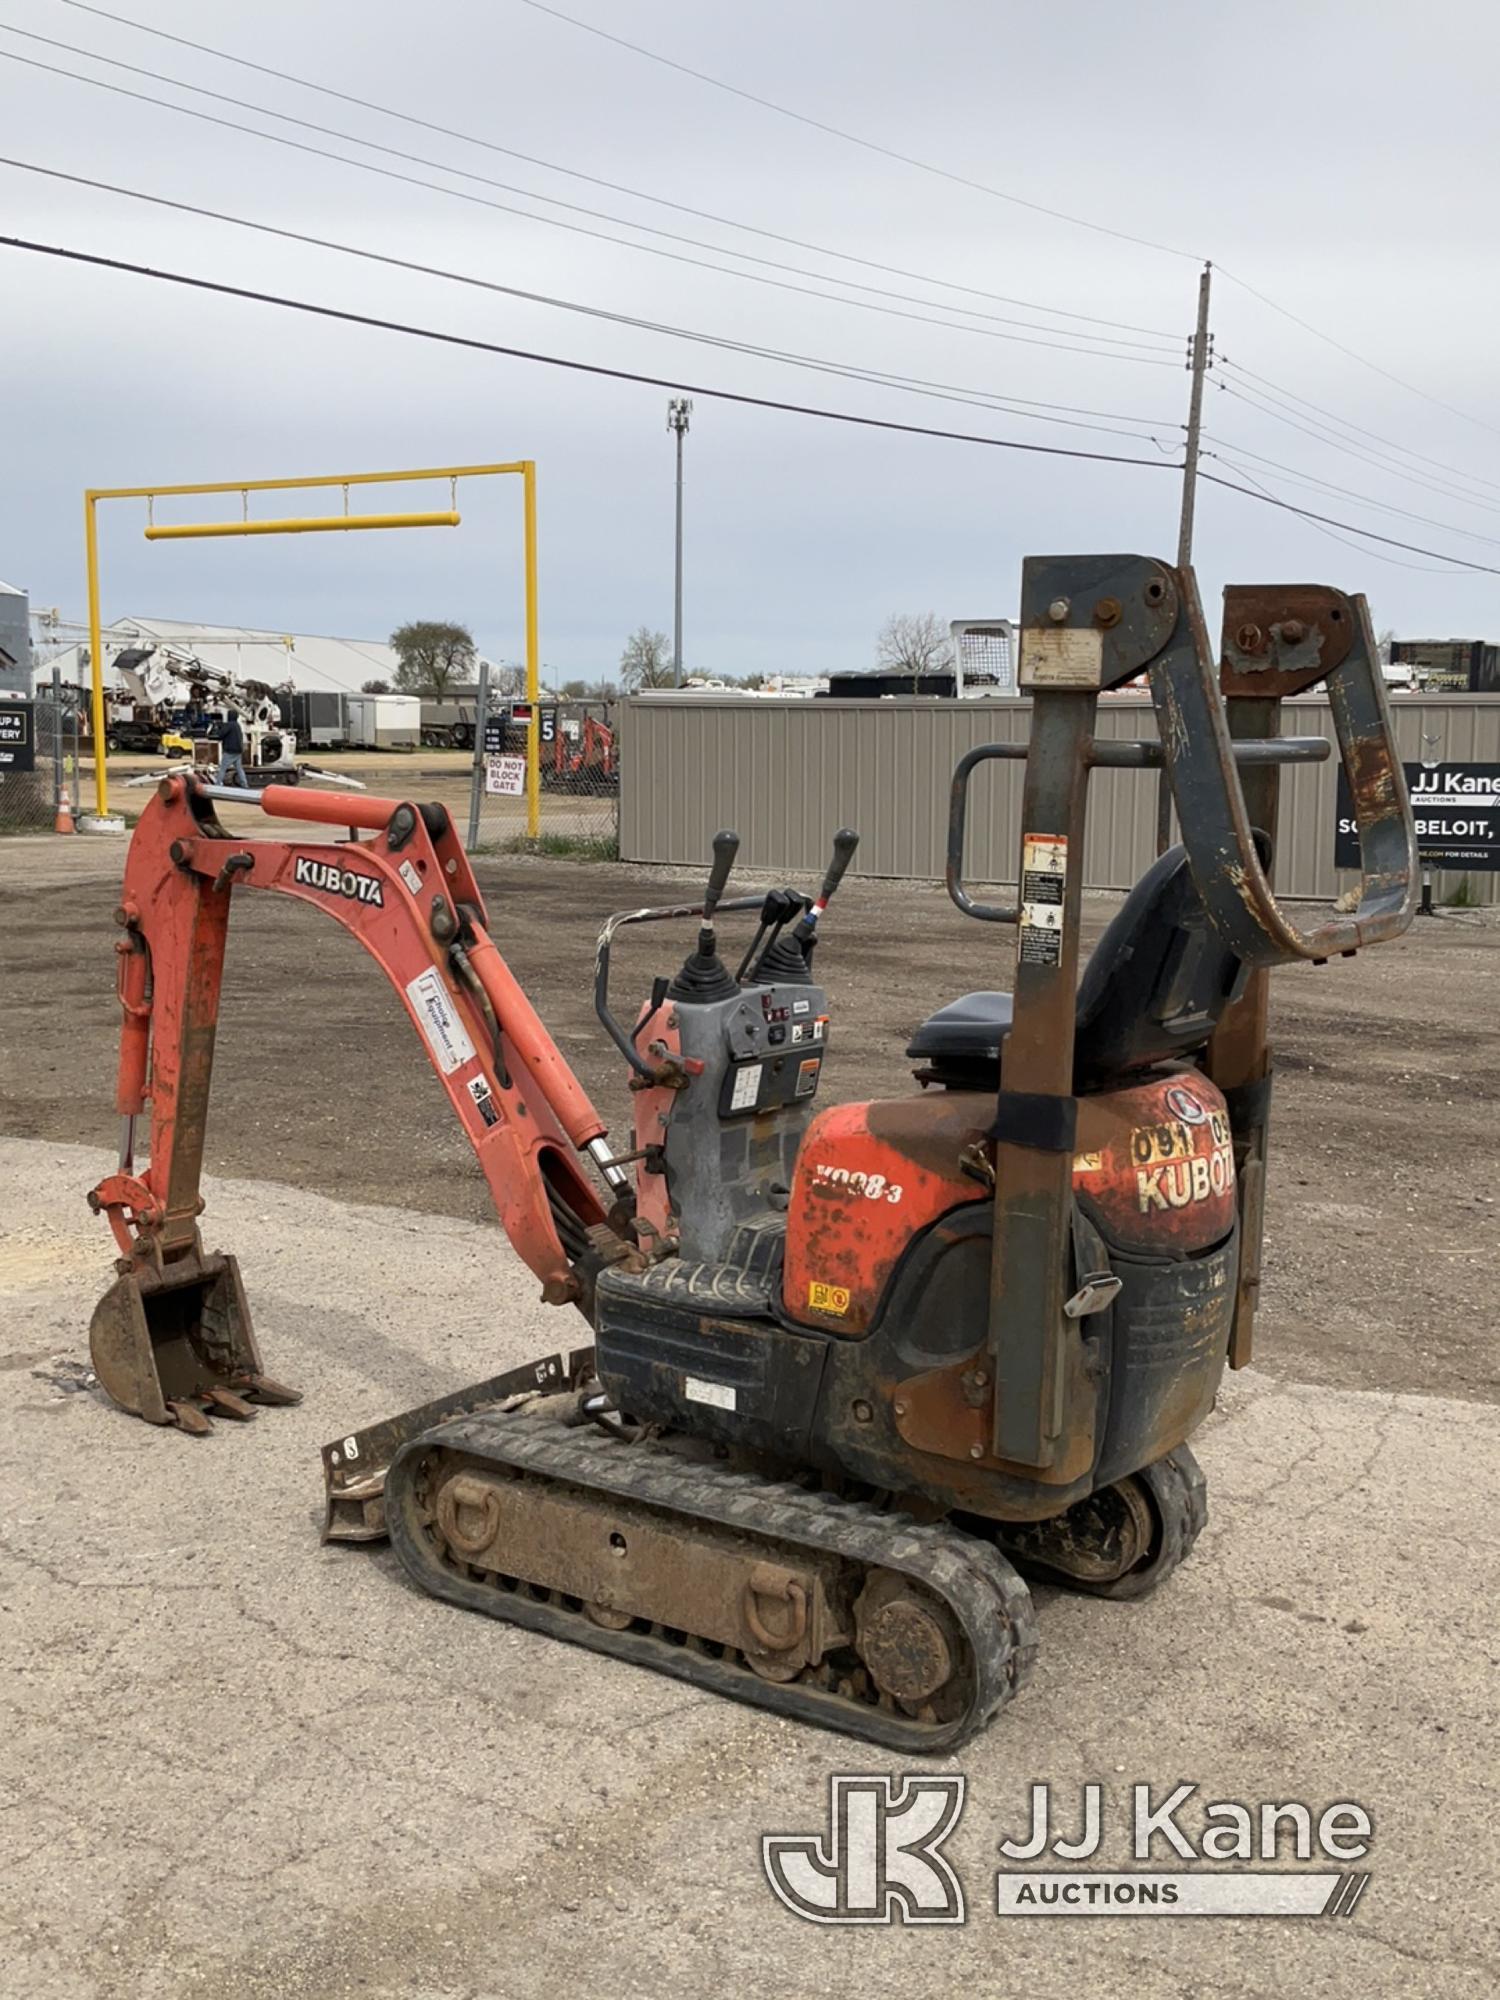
88 774 619 1430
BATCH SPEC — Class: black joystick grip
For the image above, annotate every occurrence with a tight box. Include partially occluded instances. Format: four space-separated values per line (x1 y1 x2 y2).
703 829 739 921
667 829 742 1006
817 828 859 907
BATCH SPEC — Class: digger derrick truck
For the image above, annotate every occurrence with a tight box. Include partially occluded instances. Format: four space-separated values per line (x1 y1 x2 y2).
87 555 1416 1752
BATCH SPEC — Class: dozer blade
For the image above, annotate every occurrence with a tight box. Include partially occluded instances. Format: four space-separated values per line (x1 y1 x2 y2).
89 1249 301 1432
321 1346 595 1543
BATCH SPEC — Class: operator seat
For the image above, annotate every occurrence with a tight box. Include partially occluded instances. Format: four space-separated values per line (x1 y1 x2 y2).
906 840 1263 1094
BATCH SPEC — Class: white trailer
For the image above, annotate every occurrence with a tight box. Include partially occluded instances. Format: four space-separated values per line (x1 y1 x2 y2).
345 693 421 749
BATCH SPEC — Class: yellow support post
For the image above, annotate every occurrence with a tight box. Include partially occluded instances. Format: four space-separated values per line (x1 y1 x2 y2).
523 460 541 840
83 491 108 820
80 460 537 838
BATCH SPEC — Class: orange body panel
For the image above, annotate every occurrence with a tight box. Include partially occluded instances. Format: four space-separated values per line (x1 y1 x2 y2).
784 1074 1236 1335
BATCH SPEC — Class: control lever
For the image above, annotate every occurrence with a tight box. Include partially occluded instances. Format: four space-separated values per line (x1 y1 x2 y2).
701 828 738 928
665 829 742 1005
812 827 860 916
751 828 859 983
735 888 808 985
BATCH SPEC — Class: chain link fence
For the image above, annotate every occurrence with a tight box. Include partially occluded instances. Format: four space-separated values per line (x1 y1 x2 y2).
467 698 619 857
0 683 82 836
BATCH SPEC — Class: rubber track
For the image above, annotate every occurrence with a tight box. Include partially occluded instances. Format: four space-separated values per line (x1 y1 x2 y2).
386 1411 1039 1754
1023 1442 1207 1601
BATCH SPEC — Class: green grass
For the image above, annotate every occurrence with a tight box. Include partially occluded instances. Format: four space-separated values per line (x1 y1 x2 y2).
1443 874 1479 908
503 830 620 862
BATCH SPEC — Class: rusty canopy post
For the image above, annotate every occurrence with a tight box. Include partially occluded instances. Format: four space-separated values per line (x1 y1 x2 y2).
81 461 539 828
984 558 1182 1471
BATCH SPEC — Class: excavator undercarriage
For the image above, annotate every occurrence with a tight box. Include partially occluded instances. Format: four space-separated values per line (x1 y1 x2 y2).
86 553 1417 1748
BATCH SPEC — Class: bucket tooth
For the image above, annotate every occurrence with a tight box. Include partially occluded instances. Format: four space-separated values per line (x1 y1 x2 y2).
239 1371 301 1408
202 1386 257 1421
89 1248 298 1430
166 1399 214 1436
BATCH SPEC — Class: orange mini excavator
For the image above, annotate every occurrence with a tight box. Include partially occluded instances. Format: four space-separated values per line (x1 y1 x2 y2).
87 555 1416 1751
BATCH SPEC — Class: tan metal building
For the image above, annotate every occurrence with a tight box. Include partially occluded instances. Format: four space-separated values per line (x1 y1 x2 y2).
619 694 1500 906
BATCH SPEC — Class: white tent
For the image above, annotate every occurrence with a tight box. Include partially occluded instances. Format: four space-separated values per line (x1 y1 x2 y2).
38 615 402 695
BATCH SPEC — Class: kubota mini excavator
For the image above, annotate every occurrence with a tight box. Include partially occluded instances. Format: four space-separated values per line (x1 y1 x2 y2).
87 555 1416 1751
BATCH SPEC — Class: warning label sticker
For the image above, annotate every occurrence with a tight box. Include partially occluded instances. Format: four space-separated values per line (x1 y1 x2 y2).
1018 834 1068 967
807 1281 851 1316
405 966 477 1075
466 1074 501 1128
1019 922 1062 966
729 1063 762 1113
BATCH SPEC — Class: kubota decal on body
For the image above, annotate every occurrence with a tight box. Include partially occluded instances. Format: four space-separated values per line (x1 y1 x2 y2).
1137 1145 1235 1212
293 856 385 907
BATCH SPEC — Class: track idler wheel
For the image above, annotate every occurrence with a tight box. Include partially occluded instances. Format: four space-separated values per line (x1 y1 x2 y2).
996 1445 1207 1601
854 1570 965 1719
89 1248 300 1433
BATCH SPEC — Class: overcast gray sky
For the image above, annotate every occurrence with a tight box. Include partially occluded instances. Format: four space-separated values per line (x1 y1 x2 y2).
3 0 1498 683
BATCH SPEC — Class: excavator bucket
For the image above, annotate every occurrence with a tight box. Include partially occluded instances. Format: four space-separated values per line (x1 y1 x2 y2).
88 1249 300 1433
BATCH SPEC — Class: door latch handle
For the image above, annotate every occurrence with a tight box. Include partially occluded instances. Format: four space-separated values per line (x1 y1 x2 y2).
1063 1273 1122 1319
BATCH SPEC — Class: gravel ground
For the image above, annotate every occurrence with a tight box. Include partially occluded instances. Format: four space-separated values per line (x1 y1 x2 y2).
1 1143 1496 2000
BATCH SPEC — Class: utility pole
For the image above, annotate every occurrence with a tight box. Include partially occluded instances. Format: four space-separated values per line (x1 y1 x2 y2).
1157 260 1214 852
667 398 692 687
1176 261 1213 570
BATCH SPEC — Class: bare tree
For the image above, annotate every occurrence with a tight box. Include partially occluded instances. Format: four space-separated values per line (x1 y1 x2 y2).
620 626 675 690
876 612 954 691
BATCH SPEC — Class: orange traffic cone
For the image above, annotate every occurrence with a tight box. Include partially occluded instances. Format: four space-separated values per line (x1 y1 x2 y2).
54 783 77 835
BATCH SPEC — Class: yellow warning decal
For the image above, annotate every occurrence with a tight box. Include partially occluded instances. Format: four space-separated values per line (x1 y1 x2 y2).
808 1281 851 1316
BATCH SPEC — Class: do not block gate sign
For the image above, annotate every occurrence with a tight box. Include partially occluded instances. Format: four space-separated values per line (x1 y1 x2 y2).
485 753 527 796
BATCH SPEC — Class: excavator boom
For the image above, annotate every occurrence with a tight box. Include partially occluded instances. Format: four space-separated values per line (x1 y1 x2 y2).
89 775 620 1430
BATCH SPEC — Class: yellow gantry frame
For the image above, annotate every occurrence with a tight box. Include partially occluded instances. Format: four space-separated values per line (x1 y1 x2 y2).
83 461 541 833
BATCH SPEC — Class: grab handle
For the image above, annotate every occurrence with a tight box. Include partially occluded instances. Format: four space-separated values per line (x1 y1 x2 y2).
946 743 1026 924
1152 573 1416 965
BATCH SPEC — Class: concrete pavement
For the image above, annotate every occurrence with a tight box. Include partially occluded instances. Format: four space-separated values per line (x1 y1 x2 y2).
1 1137 1495 1999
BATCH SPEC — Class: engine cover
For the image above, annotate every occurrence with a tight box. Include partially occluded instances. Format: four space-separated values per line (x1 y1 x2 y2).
784 1072 1236 1334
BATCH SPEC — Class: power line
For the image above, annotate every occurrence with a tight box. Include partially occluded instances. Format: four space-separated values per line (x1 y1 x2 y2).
514 0 1500 441
1213 377 1500 520
0 230 1187 471
1212 265 1500 442
1196 468 1500 575
55 0 1179 343
511 0 1200 262
9 225 1500 577
0 43 1180 369
0 24 1179 357
0 156 1182 447
1218 354 1500 504
1201 433 1500 548
1207 454 1475 575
